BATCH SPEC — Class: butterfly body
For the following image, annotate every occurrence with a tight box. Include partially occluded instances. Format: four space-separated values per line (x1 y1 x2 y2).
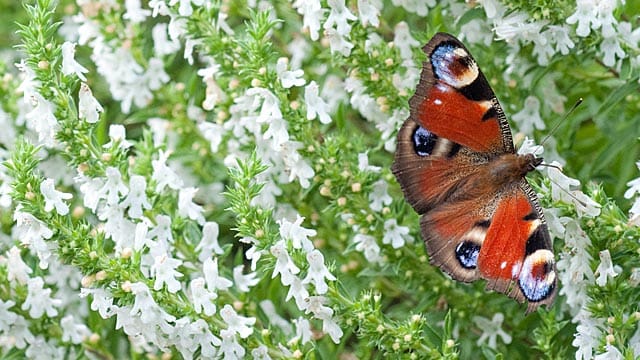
392 33 556 312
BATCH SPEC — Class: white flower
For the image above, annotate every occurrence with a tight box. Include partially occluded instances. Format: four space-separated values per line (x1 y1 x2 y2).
557 220 594 310
152 23 181 56
473 313 512 349
394 22 420 61
150 254 183 293
594 344 624 360
517 137 544 157
119 175 151 219
270 240 301 286
13 207 54 269
358 152 381 172
546 162 601 217
321 315 343 344
286 277 310 310
78 83 103 124
391 0 432 16
199 122 225 152
293 317 313 344
567 0 599 37
203 257 233 292
595 249 621 286
147 214 174 243
198 62 226 111
61 42 88 81
80 288 115 319
191 319 222 358
60 315 91 344
369 179 392 212
325 28 355 56
152 151 184 192
382 219 411 248
624 162 640 200
0 300 18 333
548 25 575 55
325 0 356 36
151 0 176 16
219 329 245 359
278 214 316 252
357 0 381 27
178 187 205 225
246 245 265 271
276 57 305 88
40 178 72 216
170 0 205 17
104 124 133 149
302 250 336 294
494 12 546 44
304 295 343 343
304 295 333 318
252 345 272 360
259 300 293 334
128 282 176 325
354 233 381 263
233 265 260 292
123 0 151 23
101 167 129 206
247 87 289 149
25 336 64 359
573 312 603 360
196 221 224 262
5 246 33 284
279 141 314 188
21 277 62 318
624 161 640 226
189 277 217 316
304 81 332 124
602 34 626 67
220 304 256 338
512 96 545 135
25 93 58 147
5 315 33 349
293 0 324 40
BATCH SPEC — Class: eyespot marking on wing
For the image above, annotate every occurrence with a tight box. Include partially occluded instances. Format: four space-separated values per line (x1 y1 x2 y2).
518 249 556 302
412 126 437 156
431 43 479 89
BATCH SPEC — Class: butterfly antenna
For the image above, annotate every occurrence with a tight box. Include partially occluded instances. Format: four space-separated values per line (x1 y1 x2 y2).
539 98 583 148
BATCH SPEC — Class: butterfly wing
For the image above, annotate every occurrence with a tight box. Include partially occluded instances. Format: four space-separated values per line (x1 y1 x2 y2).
410 32 514 154
393 32 515 214
392 33 556 311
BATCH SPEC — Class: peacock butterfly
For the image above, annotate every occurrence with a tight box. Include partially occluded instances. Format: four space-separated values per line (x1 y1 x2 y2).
391 33 556 312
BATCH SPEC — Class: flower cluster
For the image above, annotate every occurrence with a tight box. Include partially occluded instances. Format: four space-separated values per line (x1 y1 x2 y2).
0 0 638 359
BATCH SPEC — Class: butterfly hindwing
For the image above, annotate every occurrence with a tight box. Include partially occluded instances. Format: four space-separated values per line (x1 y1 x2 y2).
477 180 556 310
392 32 557 312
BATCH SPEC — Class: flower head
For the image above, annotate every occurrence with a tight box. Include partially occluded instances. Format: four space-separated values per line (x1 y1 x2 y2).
61 42 88 80
220 304 256 338
78 83 103 124
40 178 72 216
302 250 336 294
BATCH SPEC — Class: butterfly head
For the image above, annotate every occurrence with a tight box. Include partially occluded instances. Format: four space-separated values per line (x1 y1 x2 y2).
524 154 544 173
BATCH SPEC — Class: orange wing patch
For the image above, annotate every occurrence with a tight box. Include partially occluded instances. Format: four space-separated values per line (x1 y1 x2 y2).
477 192 538 280
417 84 502 153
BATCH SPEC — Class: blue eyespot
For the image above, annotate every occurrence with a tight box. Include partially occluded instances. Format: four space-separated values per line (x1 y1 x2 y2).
455 241 480 269
413 126 437 157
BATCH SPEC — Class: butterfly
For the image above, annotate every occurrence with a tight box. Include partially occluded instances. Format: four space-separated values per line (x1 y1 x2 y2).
391 33 556 312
